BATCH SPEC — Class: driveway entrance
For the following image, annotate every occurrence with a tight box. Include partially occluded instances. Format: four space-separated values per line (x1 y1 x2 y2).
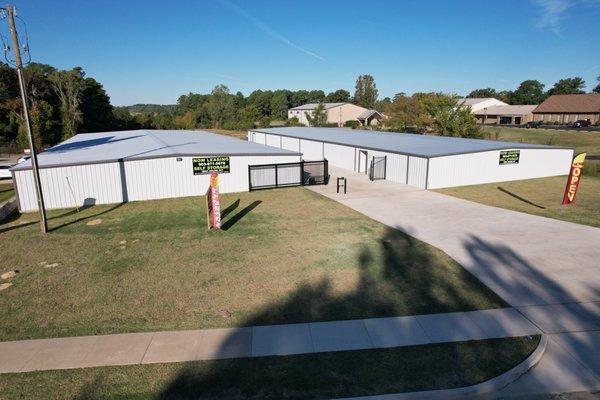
309 165 600 394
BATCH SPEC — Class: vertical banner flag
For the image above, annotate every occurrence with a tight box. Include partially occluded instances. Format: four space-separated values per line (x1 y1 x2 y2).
207 172 222 229
562 153 586 205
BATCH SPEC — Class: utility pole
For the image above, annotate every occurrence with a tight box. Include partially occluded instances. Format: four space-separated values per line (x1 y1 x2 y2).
4 5 47 233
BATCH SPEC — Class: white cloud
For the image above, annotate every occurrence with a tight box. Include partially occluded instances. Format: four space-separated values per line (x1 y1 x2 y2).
531 0 574 35
217 0 325 61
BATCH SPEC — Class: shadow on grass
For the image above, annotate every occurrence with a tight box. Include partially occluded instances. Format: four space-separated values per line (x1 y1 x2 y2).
497 186 546 209
85 228 526 400
222 201 261 231
146 233 586 399
221 199 240 219
0 203 124 234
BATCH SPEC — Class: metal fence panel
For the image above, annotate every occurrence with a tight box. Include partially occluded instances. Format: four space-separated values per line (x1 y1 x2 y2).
369 156 386 181
249 160 328 191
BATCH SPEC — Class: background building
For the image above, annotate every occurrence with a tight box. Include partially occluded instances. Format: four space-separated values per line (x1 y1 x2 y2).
11 130 301 211
457 98 508 112
473 105 537 125
287 102 379 127
249 127 572 189
533 94 600 124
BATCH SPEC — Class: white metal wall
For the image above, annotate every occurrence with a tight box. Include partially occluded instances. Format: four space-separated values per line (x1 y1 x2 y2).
281 137 300 152
427 148 573 189
323 143 355 170
14 154 300 211
299 139 323 160
266 134 280 148
247 131 572 190
250 132 428 188
407 156 428 188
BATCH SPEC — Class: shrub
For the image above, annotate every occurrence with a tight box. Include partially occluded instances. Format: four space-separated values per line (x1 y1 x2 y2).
344 120 359 129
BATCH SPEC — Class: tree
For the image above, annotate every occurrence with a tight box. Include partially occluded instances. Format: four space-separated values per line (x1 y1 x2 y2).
270 90 290 120
375 97 391 112
307 90 325 103
593 76 600 94
80 77 115 133
354 75 378 108
18 100 57 148
50 67 86 139
511 80 546 104
548 77 586 95
305 102 328 127
384 94 429 132
467 88 497 98
207 84 235 129
325 89 350 103
433 100 482 138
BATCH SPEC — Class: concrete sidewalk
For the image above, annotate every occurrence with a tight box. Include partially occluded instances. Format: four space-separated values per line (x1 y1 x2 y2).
310 167 600 397
0 307 539 373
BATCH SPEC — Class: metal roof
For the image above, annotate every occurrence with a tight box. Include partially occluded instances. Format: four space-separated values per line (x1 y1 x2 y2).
250 127 570 158
12 129 301 171
289 102 348 110
473 105 537 116
533 94 600 113
357 109 382 119
457 98 508 106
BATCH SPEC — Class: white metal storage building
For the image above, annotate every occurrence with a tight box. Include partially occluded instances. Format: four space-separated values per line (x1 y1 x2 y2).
11 130 301 211
248 127 573 189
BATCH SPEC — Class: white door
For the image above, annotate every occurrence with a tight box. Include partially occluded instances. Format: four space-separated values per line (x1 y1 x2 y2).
358 150 368 174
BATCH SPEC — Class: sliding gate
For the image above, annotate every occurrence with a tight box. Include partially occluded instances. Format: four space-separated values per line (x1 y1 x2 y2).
249 160 328 191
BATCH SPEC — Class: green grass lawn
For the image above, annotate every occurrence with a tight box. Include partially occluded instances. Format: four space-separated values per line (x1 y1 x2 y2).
483 126 600 176
0 188 505 341
0 336 539 400
0 182 13 204
437 175 600 228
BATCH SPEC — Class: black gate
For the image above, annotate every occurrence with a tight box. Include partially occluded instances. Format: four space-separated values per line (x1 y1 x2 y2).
249 160 328 191
369 156 386 181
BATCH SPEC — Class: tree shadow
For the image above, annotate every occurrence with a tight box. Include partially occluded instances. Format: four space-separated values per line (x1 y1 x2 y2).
67 225 594 398
221 201 261 231
149 228 516 399
497 186 546 209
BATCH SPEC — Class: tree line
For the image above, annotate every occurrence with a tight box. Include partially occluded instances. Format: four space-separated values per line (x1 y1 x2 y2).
466 76 600 105
117 75 382 133
2 61 600 151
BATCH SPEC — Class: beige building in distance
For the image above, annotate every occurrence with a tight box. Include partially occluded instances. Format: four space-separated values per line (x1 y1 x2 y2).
473 105 537 125
288 102 381 127
533 94 600 124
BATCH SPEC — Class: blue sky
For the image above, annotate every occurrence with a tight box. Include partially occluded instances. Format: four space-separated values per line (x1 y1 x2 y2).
7 0 600 105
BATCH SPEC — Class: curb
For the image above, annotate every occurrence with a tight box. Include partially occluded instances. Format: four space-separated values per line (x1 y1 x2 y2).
336 335 548 400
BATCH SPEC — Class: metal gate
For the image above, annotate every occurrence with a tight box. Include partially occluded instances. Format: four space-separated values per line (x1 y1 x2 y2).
369 156 386 181
249 160 328 191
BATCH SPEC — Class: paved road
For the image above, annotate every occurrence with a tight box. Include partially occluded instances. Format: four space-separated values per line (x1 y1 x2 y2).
310 167 600 397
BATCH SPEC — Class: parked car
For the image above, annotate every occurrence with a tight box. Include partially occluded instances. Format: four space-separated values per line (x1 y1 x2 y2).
572 120 592 128
525 121 542 128
0 165 12 180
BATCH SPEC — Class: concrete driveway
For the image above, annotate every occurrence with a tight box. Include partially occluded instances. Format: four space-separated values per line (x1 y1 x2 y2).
310 166 600 396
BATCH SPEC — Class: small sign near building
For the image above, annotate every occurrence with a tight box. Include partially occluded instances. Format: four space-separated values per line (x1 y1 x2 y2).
499 150 520 165
193 156 230 175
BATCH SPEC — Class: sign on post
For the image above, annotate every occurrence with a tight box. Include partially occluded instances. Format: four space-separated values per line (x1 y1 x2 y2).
562 153 586 205
499 150 520 165
206 172 222 229
193 156 230 175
